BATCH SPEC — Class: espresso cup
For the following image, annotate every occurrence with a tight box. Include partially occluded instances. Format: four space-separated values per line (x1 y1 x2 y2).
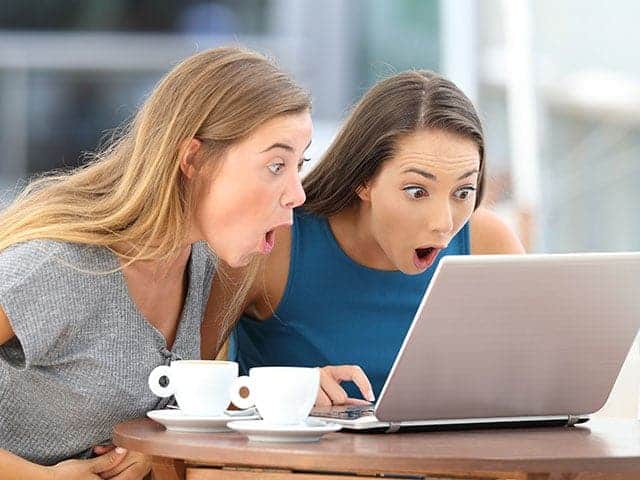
148 360 241 416
230 366 320 425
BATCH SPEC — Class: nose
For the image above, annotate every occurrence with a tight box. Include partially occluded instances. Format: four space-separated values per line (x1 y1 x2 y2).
429 200 454 236
280 171 306 209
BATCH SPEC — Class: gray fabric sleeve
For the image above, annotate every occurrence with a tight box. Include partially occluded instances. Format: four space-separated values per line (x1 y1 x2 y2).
0 242 78 368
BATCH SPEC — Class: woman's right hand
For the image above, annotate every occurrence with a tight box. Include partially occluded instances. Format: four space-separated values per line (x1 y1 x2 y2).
317 365 375 406
48 447 128 480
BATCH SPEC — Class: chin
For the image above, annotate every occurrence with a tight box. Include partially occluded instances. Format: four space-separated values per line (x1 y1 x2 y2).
227 256 251 268
388 259 413 276
398 260 424 276
400 266 422 275
214 249 245 268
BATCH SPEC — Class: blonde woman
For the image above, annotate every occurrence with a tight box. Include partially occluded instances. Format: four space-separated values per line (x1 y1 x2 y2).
0 47 311 479
203 70 524 406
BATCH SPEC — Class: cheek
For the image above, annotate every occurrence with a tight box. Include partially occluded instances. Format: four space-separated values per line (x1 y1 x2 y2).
370 192 417 246
240 182 281 223
194 185 252 241
209 181 284 243
453 201 475 227
207 180 262 219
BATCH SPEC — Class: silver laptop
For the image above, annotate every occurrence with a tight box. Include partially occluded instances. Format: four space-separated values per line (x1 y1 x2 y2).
311 252 640 432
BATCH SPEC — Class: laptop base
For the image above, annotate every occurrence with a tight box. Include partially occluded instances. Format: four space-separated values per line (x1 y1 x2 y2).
311 405 589 433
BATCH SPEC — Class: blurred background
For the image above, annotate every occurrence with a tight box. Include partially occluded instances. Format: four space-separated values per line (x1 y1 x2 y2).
1 0 639 253
0 0 639 413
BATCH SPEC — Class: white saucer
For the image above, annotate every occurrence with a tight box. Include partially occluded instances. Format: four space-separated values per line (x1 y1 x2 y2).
147 409 260 433
226 418 342 443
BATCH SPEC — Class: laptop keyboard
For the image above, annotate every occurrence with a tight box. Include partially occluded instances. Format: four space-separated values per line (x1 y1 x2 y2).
311 404 376 420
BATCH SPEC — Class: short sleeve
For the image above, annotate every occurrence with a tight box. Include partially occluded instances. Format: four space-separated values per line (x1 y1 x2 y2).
0 241 78 368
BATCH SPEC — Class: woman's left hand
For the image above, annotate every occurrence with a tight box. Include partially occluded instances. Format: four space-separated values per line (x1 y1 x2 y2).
316 365 375 407
92 445 151 480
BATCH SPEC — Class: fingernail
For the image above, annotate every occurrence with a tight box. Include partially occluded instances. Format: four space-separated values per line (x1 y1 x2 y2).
115 447 127 454
367 391 375 402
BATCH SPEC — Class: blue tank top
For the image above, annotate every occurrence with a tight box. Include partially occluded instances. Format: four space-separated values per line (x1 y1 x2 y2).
231 209 470 398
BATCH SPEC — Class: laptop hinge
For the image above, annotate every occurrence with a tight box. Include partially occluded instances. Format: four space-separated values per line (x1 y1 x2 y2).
566 414 580 426
385 422 402 433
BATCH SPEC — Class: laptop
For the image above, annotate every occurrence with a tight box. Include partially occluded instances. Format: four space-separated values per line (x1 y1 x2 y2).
311 252 640 432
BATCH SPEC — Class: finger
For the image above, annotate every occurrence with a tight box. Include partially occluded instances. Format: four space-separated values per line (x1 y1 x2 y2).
319 375 349 405
89 447 128 473
347 366 375 402
103 453 152 480
315 388 332 407
93 445 116 455
99 458 131 479
110 461 152 480
331 365 375 402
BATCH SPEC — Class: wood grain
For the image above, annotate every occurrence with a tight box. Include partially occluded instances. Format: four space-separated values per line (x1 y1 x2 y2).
151 456 185 480
112 419 640 479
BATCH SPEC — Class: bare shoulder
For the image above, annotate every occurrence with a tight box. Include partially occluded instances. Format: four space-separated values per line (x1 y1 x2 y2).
0 306 14 345
470 207 526 254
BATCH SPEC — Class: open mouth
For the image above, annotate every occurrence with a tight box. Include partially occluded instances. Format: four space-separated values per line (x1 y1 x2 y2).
260 229 276 255
413 247 440 271
258 220 293 256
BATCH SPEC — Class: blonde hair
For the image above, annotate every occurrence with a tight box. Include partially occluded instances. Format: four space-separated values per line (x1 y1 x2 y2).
0 46 311 340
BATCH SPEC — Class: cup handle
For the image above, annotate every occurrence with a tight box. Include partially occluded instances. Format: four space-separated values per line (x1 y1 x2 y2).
148 365 175 398
230 375 255 410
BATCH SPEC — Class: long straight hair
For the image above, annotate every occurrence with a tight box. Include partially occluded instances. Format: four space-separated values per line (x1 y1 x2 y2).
0 46 311 332
303 70 484 216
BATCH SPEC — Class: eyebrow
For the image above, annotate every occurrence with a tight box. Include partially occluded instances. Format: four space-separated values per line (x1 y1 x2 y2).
261 139 313 154
403 167 479 181
261 142 294 153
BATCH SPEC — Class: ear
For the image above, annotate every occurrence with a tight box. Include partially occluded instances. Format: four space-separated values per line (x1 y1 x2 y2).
179 138 203 180
356 181 372 203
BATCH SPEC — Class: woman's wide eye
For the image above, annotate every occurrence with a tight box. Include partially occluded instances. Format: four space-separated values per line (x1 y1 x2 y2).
268 162 285 175
403 186 428 199
454 187 476 200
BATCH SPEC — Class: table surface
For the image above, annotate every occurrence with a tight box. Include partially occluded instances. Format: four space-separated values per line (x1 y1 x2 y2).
114 417 640 476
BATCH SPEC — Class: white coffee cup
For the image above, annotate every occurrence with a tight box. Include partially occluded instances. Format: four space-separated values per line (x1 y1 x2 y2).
148 360 242 416
230 366 320 425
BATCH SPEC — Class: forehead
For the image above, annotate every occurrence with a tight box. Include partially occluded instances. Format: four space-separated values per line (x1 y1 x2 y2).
388 128 480 174
242 111 313 151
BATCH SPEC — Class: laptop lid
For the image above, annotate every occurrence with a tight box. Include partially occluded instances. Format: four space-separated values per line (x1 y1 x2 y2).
374 252 640 423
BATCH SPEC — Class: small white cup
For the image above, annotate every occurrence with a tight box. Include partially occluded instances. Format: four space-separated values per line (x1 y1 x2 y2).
148 360 241 416
230 366 320 425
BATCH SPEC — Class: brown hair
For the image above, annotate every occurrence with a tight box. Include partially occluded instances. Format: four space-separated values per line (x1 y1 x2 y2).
303 70 484 216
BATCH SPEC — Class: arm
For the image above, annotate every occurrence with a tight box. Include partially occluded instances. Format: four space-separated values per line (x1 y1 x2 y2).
0 325 51 479
470 207 526 254
0 446 129 480
0 448 50 480
1 313 136 479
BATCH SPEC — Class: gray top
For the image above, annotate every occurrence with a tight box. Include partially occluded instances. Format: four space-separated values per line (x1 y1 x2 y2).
0 240 216 465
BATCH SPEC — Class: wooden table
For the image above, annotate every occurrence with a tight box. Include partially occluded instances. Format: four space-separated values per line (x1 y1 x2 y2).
114 418 640 480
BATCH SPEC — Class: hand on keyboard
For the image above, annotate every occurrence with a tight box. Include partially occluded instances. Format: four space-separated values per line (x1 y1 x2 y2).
316 365 376 406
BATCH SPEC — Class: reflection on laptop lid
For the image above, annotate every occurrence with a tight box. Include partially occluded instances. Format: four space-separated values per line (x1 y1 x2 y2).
312 252 640 432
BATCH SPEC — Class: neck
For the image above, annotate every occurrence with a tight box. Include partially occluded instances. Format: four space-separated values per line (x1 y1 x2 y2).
328 204 396 271
113 241 192 279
